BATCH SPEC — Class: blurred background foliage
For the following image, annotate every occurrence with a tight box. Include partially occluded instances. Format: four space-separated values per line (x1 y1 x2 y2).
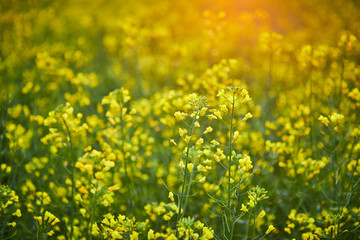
1 0 360 239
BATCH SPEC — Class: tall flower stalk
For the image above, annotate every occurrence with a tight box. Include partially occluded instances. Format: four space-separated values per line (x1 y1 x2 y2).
42 103 88 239
60 116 76 239
216 87 255 240
174 96 208 234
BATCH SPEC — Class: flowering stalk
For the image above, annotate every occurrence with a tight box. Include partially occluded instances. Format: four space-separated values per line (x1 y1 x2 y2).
34 211 60 240
215 87 254 240
101 88 134 212
175 96 207 237
88 183 99 240
119 98 134 212
61 116 75 240
226 93 236 240
182 134 199 220
177 109 199 224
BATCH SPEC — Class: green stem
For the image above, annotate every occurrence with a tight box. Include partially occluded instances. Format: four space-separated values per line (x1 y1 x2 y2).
36 223 40 240
253 211 256 238
246 211 251 238
183 157 195 217
61 116 75 240
308 61 314 156
230 221 235 240
119 102 133 213
176 109 199 234
88 183 98 240
338 46 346 111
120 104 128 182
227 95 235 240
228 96 235 208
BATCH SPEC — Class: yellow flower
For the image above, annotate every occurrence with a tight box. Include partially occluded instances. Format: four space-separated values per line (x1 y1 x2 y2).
107 153 116 161
78 186 89 195
91 223 100 236
284 227 291 234
166 234 177 240
104 161 115 171
168 192 174 201
148 229 155 239
220 105 228 112
163 213 172 221
241 204 248 212
80 208 86 216
196 138 204 146
174 111 187 121
202 227 214 239
233 131 240 142
95 171 105 180
179 128 186 136
248 199 254 207
12 209 21 217
258 210 266 218
112 230 122 239
51 218 60 225
213 110 222 120
203 126 213 134
207 114 217 120
318 115 329 126
8 222 16 227
130 231 139 240
108 184 120 192
44 211 56 222
330 112 344 124
266 225 275 234
242 94 252 104
243 112 253 121
199 107 208 116
185 135 191 144
170 138 177 146
34 216 43 225
199 176 206 183
187 163 194 172
217 89 225 97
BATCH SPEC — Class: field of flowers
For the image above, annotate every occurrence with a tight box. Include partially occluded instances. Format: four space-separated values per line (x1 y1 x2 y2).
1 0 360 239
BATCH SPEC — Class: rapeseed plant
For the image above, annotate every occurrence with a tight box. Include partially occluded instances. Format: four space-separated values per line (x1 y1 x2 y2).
174 95 208 228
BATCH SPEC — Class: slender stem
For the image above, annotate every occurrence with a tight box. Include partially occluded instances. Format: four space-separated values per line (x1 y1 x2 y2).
308 57 314 157
228 95 235 209
88 183 98 240
329 125 342 238
246 211 251 237
120 104 127 182
230 192 241 240
267 48 273 101
226 95 236 240
61 116 75 240
176 109 199 233
183 156 196 216
119 102 133 212
330 127 338 205
253 211 256 237
230 221 235 240
36 222 40 240
338 46 346 111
